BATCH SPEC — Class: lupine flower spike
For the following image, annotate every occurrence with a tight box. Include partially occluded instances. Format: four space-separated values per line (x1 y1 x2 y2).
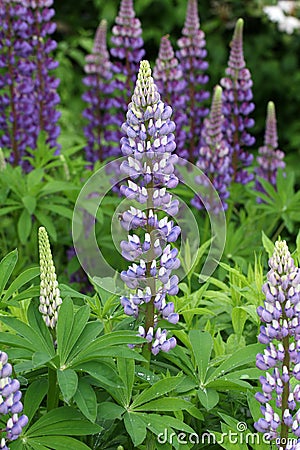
192 85 231 213
0 0 60 168
23 0 61 154
0 351 28 447
0 1 35 166
38 227 62 329
119 60 180 358
177 0 210 162
220 18 255 184
82 20 119 164
255 240 300 449
255 101 285 197
153 35 188 160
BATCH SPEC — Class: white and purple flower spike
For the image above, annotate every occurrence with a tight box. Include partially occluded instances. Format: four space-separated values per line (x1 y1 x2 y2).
119 60 180 359
255 239 300 447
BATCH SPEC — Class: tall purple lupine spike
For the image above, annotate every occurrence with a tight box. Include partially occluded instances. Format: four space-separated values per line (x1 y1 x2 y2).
82 20 120 163
192 85 231 212
255 240 300 448
220 18 255 185
24 0 61 154
255 101 285 194
177 0 210 162
153 35 188 160
0 351 28 446
0 1 35 166
119 60 180 359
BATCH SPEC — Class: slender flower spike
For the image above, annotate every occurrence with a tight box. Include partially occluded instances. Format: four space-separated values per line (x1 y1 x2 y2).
119 60 180 356
23 0 61 154
255 240 300 448
82 20 120 163
153 35 188 160
220 18 255 184
38 227 62 329
177 0 210 162
192 85 231 212
0 351 28 446
255 101 285 196
0 0 35 166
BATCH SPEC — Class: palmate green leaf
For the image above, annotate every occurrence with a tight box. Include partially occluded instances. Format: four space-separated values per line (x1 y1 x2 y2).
205 378 252 391
207 343 264 382
124 412 147 447
23 379 48 424
0 249 18 295
18 209 32 244
27 301 54 357
57 368 78 402
0 332 33 352
26 407 102 437
139 412 195 434
0 316 53 355
189 330 213 384
231 307 247 336
97 402 125 421
10 286 40 303
22 195 36 215
117 358 134 407
2 266 40 302
133 397 193 412
66 321 103 363
57 297 90 366
41 203 73 219
197 388 219 410
72 361 122 388
40 181 78 196
131 376 183 409
74 378 98 422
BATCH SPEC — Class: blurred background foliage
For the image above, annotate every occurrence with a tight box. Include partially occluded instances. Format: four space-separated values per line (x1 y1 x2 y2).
53 0 300 179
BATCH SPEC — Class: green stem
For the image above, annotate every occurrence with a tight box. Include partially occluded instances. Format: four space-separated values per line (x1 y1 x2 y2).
47 367 59 411
272 221 285 242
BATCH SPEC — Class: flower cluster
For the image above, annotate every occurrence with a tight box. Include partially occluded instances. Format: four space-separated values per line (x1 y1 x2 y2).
177 0 209 161
0 0 60 167
82 20 120 163
192 85 231 213
255 101 285 196
255 240 300 447
264 1 300 34
153 35 188 160
119 60 180 355
220 18 255 185
39 226 62 329
0 351 28 447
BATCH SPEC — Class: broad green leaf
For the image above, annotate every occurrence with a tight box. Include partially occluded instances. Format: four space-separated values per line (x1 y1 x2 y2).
205 378 252 391
189 330 213 383
207 344 264 382
18 209 32 244
197 388 219 410
0 249 18 295
117 358 134 406
140 413 195 434
66 321 103 363
56 297 74 365
22 195 36 215
0 316 52 355
31 436 91 450
97 402 125 421
72 361 122 388
124 412 147 446
231 307 247 335
27 407 102 437
2 266 40 302
134 397 193 412
57 368 78 402
0 332 34 352
42 204 73 219
23 379 48 424
27 301 54 356
40 181 78 196
131 376 183 409
261 231 274 258
74 378 97 422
